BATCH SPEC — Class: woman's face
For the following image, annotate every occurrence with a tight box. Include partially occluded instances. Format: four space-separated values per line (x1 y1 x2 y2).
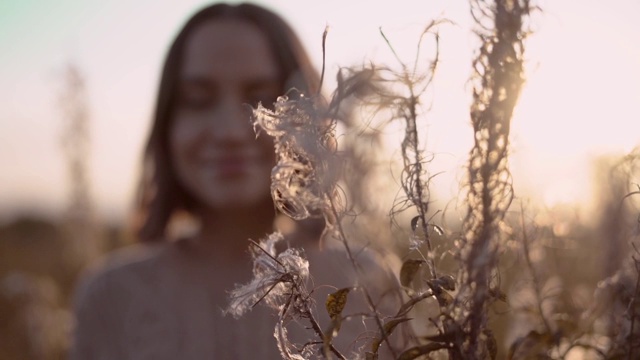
169 19 280 211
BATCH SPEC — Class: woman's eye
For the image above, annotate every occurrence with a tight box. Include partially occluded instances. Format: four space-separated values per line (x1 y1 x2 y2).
177 82 217 110
178 92 213 109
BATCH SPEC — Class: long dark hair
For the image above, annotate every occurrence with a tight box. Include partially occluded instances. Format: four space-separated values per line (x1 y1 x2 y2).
135 3 320 242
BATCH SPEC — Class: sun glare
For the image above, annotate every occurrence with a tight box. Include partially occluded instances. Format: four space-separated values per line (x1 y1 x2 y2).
510 4 640 209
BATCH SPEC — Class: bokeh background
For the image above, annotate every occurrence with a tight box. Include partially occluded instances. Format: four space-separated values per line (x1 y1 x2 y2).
1 0 639 358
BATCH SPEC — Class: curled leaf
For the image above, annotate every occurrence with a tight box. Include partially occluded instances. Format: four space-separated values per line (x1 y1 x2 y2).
426 274 456 292
397 342 448 360
434 290 453 308
489 287 508 302
423 330 456 343
400 259 425 288
370 317 412 354
396 291 433 317
410 216 421 232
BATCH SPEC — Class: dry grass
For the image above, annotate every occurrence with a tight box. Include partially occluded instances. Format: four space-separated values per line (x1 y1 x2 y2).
232 0 640 359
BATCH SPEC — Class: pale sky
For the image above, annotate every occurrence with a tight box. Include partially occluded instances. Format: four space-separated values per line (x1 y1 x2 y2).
1 0 638 222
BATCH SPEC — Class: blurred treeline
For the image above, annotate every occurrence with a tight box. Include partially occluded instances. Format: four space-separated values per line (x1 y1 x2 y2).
0 216 130 360
0 64 133 360
0 151 637 359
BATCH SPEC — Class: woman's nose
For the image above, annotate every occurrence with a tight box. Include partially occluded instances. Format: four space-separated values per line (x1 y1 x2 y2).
209 95 253 142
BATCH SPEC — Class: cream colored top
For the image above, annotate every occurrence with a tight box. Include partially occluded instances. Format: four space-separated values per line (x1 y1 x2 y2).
70 239 401 360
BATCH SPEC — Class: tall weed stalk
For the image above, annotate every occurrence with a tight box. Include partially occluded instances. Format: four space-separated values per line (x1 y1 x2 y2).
452 1 529 358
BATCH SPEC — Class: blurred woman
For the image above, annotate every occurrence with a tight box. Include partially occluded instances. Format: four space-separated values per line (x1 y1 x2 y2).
70 3 399 360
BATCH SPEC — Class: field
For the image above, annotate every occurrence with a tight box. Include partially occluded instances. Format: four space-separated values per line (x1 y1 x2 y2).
1 1 639 359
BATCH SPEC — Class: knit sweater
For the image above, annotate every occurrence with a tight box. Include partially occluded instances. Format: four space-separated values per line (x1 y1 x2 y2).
69 239 400 360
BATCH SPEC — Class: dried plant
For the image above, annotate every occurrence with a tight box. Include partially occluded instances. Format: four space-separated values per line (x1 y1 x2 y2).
225 1 640 359
433 1 529 358
225 232 348 359
229 0 532 357
232 60 399 358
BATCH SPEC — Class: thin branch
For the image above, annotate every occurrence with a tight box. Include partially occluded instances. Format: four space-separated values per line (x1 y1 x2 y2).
325 193 399 359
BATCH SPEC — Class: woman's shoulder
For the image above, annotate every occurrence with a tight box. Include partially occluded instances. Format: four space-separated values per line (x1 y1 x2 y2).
84 242 167 278
69 242 180 359
73 243 169 304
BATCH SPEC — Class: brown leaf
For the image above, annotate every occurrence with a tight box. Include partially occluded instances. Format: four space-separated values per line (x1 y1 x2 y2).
400 259 425 288
427 274 456 291
370 317 412 353
410 216 421 232
422 330 457 343
434 290 453 308
383 317 411 335
325 287 350 320
432 224 444 235
489 287 508 302
396 292 433 317
397 343 448 360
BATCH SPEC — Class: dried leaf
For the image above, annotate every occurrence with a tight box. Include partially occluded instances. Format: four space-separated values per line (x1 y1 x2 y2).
322 289 350 359
325 287 350 320
422 330 457 343
370 317 412 353
397 342 448 360
396 292 433 317
400 259 425 288
489 287 508 302
410 216 421 232
427 274 456 292
383 317 411 335
434 290 453 308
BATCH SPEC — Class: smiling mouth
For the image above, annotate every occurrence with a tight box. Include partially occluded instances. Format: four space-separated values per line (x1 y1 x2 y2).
198 156 254 179
216 158 249 177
